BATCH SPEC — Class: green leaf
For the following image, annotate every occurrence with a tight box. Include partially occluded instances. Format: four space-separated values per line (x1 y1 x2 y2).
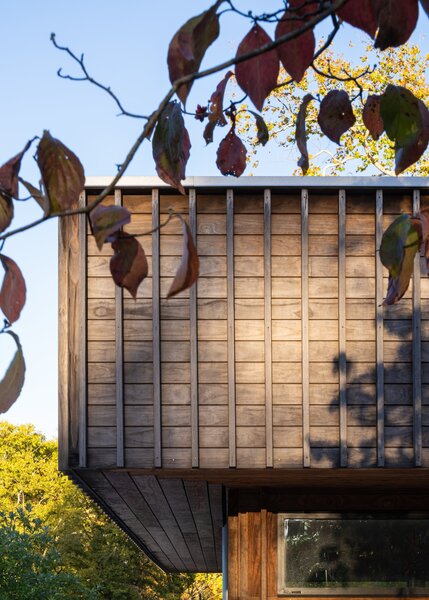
380 85 422 148
36 131 85 213
379 214 417 275
0 331 25 413
152 102 191 194
90 205 131 250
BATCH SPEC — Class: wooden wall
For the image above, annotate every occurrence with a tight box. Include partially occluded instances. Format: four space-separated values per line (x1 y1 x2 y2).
61 184 429 471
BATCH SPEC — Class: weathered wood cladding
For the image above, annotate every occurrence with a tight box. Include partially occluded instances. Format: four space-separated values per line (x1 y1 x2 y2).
82 183 429 471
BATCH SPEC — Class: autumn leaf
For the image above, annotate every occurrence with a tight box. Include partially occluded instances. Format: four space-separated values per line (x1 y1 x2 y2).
296 94 314 175
249 111 269 146
336 0 378 38
0 255 26 324
421 0 429 17
167 1 221 105
152 102 191 195
167 215 199 298
374 0 419 50
235 24 279 111
275 8 315 82
362 95 384 141
36 131 85 213
90 205 131 250
203 71 233 144
395 100 429 175
110 236 148 299
0 197 13 235
318 90 356 144
0 331 25 414
380 85 422 148
216 127 247 176
19 178 48 214
0 141 32 233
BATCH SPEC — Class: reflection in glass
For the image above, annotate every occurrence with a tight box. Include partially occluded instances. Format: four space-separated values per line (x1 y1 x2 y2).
282 516 429 595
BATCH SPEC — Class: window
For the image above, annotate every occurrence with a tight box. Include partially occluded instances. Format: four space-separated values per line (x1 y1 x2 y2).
278 513 429 596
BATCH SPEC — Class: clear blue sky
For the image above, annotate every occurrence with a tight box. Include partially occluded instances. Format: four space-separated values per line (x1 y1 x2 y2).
0 1 428 438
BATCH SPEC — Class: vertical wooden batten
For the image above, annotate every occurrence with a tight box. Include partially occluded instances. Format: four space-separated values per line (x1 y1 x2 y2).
227 189 237 468
264 189 273 468
115 188 124 468
78 191 87 468
413 189 422 467
301 189 310 467
338 190 347 467
376 189 385 467
189 189 199 468
152 189 162 468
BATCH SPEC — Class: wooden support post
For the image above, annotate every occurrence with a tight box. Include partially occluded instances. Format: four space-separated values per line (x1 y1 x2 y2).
152 189 162 468
376 189 385 467
227 189 236 468
78 191 87 468
413 189 422 467
339 190 347 467
301 189 310 467
264 189 273 468
189 188 199 468
115 188 124 468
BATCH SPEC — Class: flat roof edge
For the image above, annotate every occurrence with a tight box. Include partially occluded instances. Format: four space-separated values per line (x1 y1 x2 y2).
85 176 429 189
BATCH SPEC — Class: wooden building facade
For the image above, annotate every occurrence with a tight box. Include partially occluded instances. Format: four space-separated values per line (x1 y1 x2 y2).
59 177 429 599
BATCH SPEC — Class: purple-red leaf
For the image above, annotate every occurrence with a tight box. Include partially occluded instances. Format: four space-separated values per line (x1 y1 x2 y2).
395 100 429 175
0 255 26 324
362 94 384 141
152 102 191 195
374 0 419 50
0 331 25 414
110 236 148 299
249 111 269 146
336 0 378 38
216 127 247 177
275 7 315 82
421 0 429 17
90 205 131 250
167 1 221 105
318 90 356 144
36 131 85 213
235 24 279 111
0 141 31 200
167 215 199 298
19 179 48 213
0 197 13 235
203 71 233 144
296 94 314 175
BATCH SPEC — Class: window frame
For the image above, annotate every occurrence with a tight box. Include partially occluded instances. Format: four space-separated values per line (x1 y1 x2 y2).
277 512 429 597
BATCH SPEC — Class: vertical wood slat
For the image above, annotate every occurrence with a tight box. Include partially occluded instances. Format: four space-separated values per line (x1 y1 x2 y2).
115 189 124 468
413 189 422 467
338 190 347 467
152 189 162 468
78 191 87 468
264 189 273 468
260 509 268 600
376 189 385 467
227 189 236 468
189 189 199 468
301 189 310 467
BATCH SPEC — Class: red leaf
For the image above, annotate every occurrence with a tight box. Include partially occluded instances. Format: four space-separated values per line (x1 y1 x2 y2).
0 140 31 200
167 215 199 298
0 255 26 324
249 112 269 146
296 94 314 175
362 94 384 141
216 127 247 177
395 100 429 175
0 331 25 414
336 0 378 38
36 131 85 213
318 90 356 144
152 102 191 195
167 1 221 105
235 24 279 111
110 236 148 299
90 205 131 250
0 196 13 235
203 71 233 144
421 0 429 17
275 9 315 82
374 0 418 50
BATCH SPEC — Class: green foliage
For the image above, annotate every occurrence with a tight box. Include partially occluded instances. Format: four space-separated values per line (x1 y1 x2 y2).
0 422 222 599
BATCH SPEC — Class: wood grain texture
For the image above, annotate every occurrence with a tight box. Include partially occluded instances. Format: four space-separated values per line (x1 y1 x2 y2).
152 189 161 468
114 189 124 467
264 189 273 467
227 190 236 468
376 190 385 466
301 189 310 467
189 189 199 467
339 190 347 466
413 189 422 466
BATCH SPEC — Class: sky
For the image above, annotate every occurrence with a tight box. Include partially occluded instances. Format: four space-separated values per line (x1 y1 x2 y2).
1 1 429 439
